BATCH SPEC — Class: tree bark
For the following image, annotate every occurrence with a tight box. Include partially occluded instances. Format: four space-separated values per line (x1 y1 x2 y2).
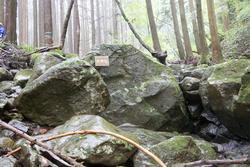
90 0 96 47
33 0 38 46
112 0 119 42
170 0 185 60
196 0 209 63
207 0 223 63
115 0 167 65
60 0 75 50
96 0 102 45
115 0 153 53
4 0 17 43
178 0 193 60
145 0 162 52
0 0 4 23
189 0 201 54
44 0 53 46
73 0 80 54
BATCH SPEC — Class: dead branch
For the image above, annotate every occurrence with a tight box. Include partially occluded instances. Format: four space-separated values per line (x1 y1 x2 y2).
115 0 168 65
183 157 250 167
115 0 153 54
60 0 75 49
41 130 167 167
0 120 83 167
5 147 21 157
24 0 75 57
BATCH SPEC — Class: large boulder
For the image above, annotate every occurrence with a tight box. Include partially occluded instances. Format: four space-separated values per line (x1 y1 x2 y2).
15 58 109 126
134 136 217 167
28 52 64 83
201 59 250 139
26 115 136 166
85 45 190 131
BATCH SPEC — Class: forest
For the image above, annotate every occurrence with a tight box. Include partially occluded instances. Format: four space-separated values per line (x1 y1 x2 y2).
0 0 250 167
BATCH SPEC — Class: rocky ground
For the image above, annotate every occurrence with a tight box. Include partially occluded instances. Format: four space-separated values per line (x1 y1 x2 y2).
0 43 250 167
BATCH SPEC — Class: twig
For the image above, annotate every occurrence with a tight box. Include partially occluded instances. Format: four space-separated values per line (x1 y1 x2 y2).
183 157 250 167
0 120 83 167
5 147 21 157
41 130 167 167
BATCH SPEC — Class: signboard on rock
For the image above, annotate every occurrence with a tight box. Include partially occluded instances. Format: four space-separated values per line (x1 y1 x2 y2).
95 56 110 67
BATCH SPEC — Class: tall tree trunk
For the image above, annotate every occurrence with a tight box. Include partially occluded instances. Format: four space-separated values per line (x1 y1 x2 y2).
96 0 102 45
38 0 45 46
196 0 209 63
73 0 80 54
5 0 17 43
207 0 223 63
178 0 193 60
145 0 161 52
18 0 28 44
44 0 53 46
189 0 201 54
90 0 96 47
112 0 118 42
170 0 185 60
0 0 4 24
33 0 38 46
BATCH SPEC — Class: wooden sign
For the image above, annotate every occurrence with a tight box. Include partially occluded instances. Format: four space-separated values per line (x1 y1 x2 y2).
95 56 110 67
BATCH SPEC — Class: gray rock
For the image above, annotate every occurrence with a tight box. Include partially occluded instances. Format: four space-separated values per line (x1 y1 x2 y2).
86 45 190 132
119 125 178 149
0 81 15 94
0 67 12 81
180 77 200 91
134 136 217 167
14 69 33 87
28 52 63 83
0 156 17 167
201 60 250 139
35 115 137 166
15 58 110 126
0 93 8 110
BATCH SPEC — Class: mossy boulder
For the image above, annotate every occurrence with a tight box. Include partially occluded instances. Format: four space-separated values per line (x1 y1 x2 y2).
85 45 190 131
0 67 12 81
119 125 178 149
35 115 137 166
14 69 33 88
15 59 110 126
28 52 64 83
0 81 15 94
202 59 250 139
222 6 250 59
133 136 217 167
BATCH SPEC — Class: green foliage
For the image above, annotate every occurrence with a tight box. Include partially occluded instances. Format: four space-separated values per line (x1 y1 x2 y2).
20 44 35 53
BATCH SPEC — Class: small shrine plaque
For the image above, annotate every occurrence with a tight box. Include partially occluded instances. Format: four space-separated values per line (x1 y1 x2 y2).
95 56 110 67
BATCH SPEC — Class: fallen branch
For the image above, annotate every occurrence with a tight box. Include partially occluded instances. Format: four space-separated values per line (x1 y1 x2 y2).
41 130 167 167
183 156 250 167
5 147 21 157
0 120 83 167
